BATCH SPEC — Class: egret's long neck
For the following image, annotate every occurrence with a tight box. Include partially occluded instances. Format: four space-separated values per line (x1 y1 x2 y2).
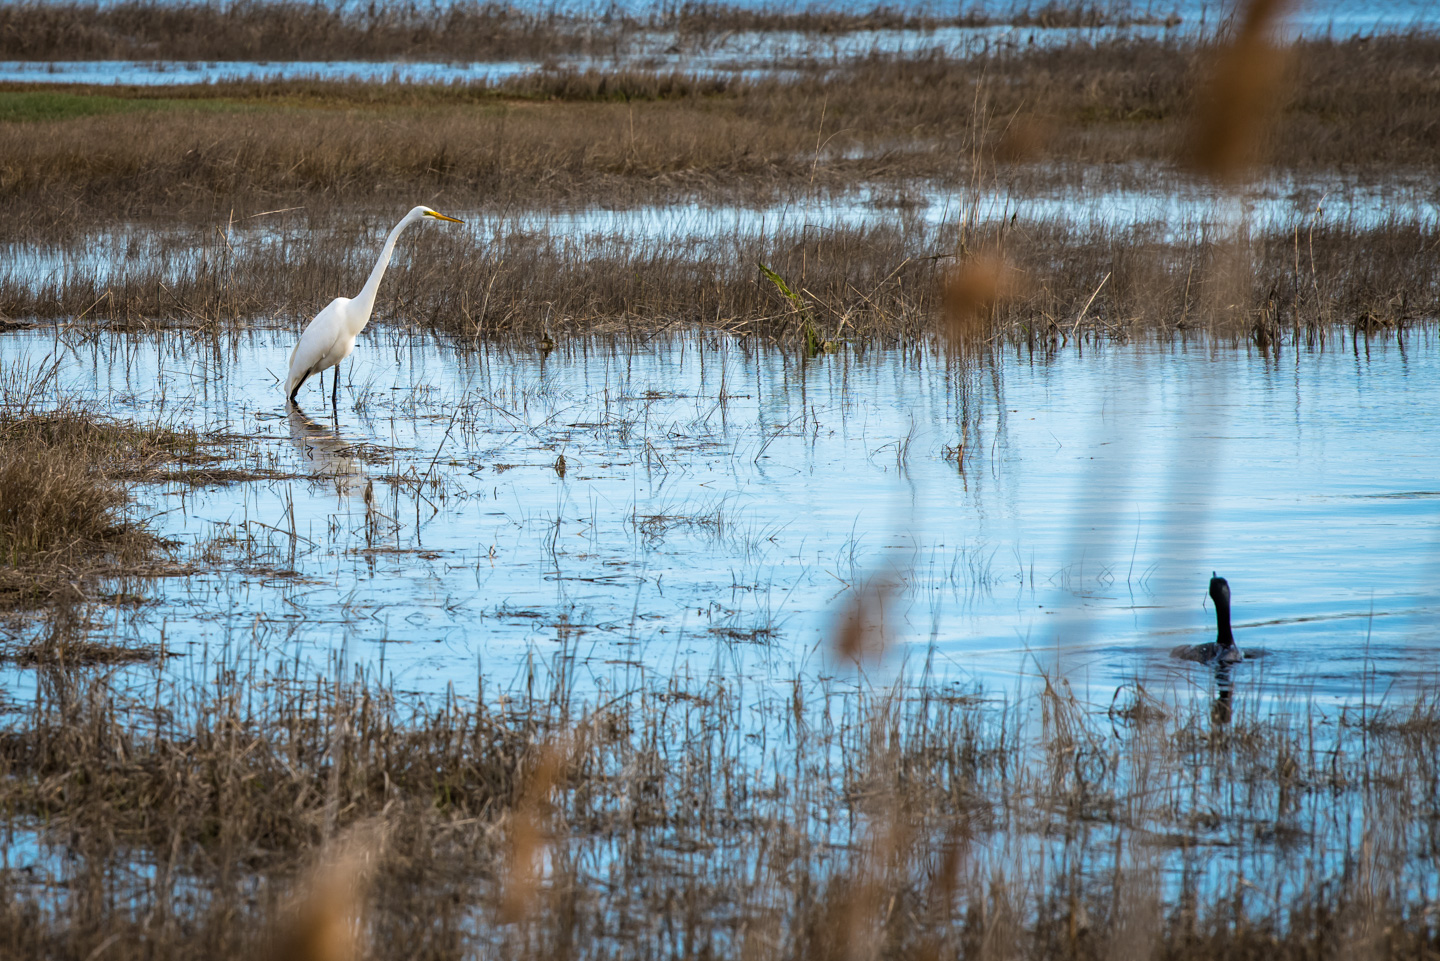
352 212 419 333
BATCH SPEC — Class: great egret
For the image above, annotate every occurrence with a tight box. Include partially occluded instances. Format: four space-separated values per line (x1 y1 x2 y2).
1171 573 1243 664
284 205 463 410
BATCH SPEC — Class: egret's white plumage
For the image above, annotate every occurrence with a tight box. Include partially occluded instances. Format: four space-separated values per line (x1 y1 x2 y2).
284 205 462 408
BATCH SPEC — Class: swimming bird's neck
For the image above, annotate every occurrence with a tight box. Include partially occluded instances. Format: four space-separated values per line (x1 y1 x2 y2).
353 210 420 330
1214 593 1234 646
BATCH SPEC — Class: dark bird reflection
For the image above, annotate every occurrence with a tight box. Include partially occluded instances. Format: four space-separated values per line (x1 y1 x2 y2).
1211 664 1236 725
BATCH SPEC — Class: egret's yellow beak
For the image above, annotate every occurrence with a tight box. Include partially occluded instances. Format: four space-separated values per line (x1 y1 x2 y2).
425 210 464 224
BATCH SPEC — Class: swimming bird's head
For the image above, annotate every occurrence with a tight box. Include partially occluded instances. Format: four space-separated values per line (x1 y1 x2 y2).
1209 573 1230 608
1209 572 1236 646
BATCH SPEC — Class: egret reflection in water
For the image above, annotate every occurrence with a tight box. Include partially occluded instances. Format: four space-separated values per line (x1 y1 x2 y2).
287 406 367 498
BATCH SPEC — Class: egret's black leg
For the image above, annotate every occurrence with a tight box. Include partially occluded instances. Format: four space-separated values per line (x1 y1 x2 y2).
289 365 313 406
331 364 340 412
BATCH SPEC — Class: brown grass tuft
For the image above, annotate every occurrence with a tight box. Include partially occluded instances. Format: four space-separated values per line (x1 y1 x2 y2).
0 367 224 610
0 415 132 559
0 409 164 608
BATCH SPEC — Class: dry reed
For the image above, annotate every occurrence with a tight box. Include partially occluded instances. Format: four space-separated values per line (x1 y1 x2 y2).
941 249 1019 353
831 574 898 667
273 828 381 961
498 739 569 923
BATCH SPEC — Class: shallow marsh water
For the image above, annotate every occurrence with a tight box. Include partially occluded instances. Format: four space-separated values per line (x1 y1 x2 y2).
2 325 1437 711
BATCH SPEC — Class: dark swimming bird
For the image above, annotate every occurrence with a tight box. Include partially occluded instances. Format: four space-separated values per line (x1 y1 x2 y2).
1172 574 1243 664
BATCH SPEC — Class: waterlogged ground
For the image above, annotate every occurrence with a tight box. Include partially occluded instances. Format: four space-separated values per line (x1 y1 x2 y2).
2 326 1437 707
0 22 1176 87
3 0 1437 87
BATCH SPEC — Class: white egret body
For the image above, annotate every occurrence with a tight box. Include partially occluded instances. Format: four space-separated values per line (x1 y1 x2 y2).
284 205 463 408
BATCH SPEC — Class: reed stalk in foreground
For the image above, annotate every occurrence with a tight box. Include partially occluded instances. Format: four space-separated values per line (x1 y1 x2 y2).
1186 0 1295 183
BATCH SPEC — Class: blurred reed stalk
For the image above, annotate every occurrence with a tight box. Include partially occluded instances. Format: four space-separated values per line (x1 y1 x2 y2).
1187 0 1296 184
1185 0 1296 332
273 826 382 961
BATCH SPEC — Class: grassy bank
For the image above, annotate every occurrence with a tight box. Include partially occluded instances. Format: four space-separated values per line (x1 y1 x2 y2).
1 34 1438 228
2 645 1438 959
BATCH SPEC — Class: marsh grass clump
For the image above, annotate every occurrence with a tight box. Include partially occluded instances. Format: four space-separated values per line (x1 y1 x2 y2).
0 413 135 561
0 409 170 605
0 365 221 610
